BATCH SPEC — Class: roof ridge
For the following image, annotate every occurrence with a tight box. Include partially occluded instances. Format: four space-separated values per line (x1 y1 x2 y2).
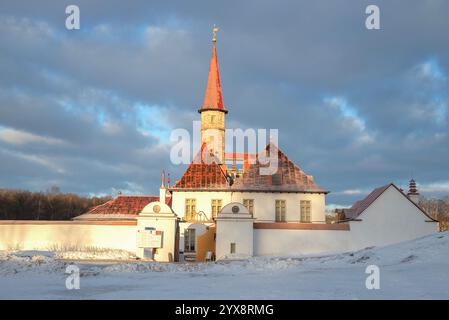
345 183 438 222
172 143 230 189
231 142 326 192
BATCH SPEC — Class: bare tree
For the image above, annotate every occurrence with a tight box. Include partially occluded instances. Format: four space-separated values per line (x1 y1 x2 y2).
0 188 111 220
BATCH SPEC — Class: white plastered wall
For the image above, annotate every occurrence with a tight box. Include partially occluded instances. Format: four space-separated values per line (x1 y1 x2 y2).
215 203 254 260
171 191 232 220
0 222 137 252
136 201 178 262
254 229 351 256
216 219 254 259
171 191 326 223
348 185 438 250
231 192 326 223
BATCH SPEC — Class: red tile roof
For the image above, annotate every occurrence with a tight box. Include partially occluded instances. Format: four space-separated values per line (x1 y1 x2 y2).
231 143 327 193
85 196 159 215
75 194 173 220
198 42 227 114
171 144 230 190
171 143 326 193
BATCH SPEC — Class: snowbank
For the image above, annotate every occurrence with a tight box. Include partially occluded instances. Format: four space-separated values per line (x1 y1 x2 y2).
0 232 448 299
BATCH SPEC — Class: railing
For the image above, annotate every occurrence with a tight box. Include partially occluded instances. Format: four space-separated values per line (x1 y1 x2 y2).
184 210 213 222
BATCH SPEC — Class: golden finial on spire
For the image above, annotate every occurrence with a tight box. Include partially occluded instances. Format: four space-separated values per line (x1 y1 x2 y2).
212 24 219 43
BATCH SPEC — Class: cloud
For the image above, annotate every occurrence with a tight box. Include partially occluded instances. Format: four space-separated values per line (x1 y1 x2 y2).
0 127 66 146
334 189 366 196
419 181 449 194
0 0 448 203
417 58 447 81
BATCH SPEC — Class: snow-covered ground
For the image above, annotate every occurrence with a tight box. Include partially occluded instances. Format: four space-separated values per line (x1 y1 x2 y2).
1 232 448 299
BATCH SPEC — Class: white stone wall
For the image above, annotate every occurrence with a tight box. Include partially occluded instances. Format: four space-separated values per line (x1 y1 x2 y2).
0 222 137 252
0 186 438 259
348 186 438 250
137 217 177 262
136 201 178 262
171 191 232 221
252 186 439 256
254 229 351 256
230 192 326 223
171 191 326 223
216 219 254 259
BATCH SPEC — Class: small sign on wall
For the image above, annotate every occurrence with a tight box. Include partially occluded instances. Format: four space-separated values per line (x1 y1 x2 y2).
137 230 162 248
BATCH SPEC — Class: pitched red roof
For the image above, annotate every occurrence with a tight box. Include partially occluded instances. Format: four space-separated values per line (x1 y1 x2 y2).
230 143 327 193
342 183 437 221
85 196 159 215
198 42 227 114
171 143 326 193
171 144 230 190
74 194 173 220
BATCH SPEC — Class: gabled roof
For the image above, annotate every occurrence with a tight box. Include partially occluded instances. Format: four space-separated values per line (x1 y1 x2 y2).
198 42 227 114
342 183 438 222
171 143 327 193
343 185 390 220
74 195 171 220
171 144 230 190
230 143 327 193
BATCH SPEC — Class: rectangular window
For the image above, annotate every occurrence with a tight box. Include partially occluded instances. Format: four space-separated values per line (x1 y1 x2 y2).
184 229 196 252
230 243 236 254
275 200 286 222
300 200 311 223
185 199 196 221
211 199 223 219
243 199 254 216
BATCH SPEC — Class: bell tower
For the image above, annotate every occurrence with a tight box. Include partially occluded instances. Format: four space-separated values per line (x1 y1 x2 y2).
198 25 228 164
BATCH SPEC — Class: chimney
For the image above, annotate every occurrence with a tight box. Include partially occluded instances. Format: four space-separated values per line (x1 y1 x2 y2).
160 170 166 204
407 178 420 204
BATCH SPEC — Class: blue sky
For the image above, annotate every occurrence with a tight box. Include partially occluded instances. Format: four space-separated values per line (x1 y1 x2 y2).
0 0 448 207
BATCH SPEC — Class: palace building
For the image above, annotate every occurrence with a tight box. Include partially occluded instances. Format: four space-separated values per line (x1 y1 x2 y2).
63 28 439 261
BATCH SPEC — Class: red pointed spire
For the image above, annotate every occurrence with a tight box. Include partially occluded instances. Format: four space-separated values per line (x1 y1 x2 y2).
199 30 227 114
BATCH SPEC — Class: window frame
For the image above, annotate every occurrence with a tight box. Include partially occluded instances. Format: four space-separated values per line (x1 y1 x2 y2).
300 200 311 223
275 200 286 222
184 228 196 252
243 199 255 216
230 242 236 254
211 199 223 219
185 198 196 221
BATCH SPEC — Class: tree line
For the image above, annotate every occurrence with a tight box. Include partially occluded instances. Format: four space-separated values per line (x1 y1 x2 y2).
0 187 448 229
419 197 449 231
0 188 111 220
